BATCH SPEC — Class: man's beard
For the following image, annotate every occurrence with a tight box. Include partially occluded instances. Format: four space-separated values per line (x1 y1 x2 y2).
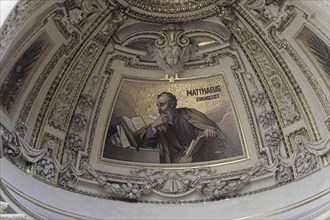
159 108 174 123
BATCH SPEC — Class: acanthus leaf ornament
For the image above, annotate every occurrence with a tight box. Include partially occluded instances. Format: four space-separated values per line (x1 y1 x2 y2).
195 162 263 198
0 124 87 187
1 122 329 200
86 165 152 199
261 133 330 182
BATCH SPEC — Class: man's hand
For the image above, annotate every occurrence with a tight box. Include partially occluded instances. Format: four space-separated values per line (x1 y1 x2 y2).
204 129 217 138
152 113 170 128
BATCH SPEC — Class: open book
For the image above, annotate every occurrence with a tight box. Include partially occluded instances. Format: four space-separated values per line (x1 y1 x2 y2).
185 134 206 157
118 116 146 148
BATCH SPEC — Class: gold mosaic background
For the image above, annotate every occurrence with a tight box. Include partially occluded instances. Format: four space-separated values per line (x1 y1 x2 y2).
119 73 230 124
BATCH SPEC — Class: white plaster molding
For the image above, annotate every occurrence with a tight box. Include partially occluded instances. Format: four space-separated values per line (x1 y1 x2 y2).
0 214 26 220
0 201 8 214
1 157 329 219
313 0 330 15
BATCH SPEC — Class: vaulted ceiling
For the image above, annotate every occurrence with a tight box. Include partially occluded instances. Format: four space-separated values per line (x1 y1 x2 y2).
0 0 329 219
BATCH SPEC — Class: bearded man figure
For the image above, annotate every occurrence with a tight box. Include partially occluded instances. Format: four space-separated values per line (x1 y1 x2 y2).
136 92 228 163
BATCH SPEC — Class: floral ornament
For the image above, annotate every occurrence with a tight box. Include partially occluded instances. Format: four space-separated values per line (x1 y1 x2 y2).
271 75 282 90
48 101 69 128
265 128 282 148
277 92 301 124
248 40 263 55
70 114 87 132
258 56 276 76
273 165 292 183
295 150 316 174
36 151 55 180
251 91 267 107
78 94 94 111
258 110 275 128
0 128 20 158
122 182 151 199
202 180 227 198
87 164 152 199
59 8 83 34
195 163 264 198
65 134 82 153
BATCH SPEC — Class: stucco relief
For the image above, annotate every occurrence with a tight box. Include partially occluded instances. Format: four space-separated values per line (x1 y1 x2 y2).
0 0 47 59
0 40 44 112
233 3 321 140
246 72 283 160
16 32 80 137
35 140 57 181
113 21 232 73
245 39 301 126
61 76 100 175
2 121 328 200
48 42 101 131
143 25 200 80
53 0 102 37
269 26 330 133
30 5 126 147
0 0 329 207
246 0 287 27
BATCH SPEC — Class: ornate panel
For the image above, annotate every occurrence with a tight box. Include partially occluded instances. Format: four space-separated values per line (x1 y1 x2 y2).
0 0 48 59
16 31 80 136
113 0 233 23
230 3 321 140
0 34 50 114
29 5 125 147
264 5 330 133
0 0 329 206
32 133 63 185
100 74 247 165
294 26 330 89
48 41 102 131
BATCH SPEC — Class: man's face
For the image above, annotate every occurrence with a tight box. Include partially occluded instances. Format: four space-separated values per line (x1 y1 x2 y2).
157 94 171 114
157 94 174 123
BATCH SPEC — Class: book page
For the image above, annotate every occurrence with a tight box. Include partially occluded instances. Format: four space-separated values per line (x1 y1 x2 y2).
116 125 131 148
119 116 138 147
185 134 206 157
121 116 137 132
131 116 146 130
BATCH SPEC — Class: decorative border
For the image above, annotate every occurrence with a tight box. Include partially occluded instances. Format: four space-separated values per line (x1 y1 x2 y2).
98 73 248 168
29 6 115 147
0 34 48 114
269 25 330 119
83 51 260 170
120 0 218 14
0 0 48 59
233 4 321 141
47 41 102 132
